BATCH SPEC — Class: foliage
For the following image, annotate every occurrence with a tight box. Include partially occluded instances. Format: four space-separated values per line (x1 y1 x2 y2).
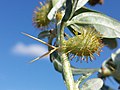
23 0 120 90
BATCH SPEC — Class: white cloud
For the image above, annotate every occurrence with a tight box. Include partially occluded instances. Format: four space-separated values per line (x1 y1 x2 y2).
12 42 48 57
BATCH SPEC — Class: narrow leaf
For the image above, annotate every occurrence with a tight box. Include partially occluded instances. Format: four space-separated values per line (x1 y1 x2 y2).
74 7 98 17
75 0 89 11
38 31 50 39
47 0 65 20
62 0 73 21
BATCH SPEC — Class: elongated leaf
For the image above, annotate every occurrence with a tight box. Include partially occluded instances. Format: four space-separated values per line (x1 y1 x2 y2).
74 7 98 17
75 0 89 11
38 31 50 39
48 0 65 20
68 12 120 38
81 78 103 90
62 0 73 21
69 7 98 34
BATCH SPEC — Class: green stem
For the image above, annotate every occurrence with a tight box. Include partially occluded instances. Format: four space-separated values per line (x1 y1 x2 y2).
59 22 75 90
61 53 75 90
75 73 92 88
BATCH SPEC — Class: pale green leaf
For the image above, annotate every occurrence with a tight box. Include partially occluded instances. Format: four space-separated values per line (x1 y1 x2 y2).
38 31 50 39
68 12 120 38
48 0 65 20
81 78 103 90
74 7 98 17
75 0 89 11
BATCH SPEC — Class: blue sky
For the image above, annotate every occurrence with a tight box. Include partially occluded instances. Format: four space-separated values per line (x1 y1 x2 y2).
0 0 120 90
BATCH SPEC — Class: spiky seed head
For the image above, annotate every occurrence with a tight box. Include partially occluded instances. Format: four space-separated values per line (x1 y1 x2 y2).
32 1 52 29
62 27 104 62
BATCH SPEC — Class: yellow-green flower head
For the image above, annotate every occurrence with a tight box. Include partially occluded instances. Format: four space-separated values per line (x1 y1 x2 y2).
32 1 52 29
62 27 104 62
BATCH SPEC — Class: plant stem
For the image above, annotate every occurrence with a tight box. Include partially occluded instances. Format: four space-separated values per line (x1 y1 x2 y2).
59 22 75 90
75 73 92 88
61 53 75 90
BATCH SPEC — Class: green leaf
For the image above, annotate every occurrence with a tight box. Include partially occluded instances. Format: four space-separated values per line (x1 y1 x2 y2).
81 78 103 90
38 31 50 39
68 7 98 35
74 7 98 17
50 51 63 72
48 0 65 20
62 0 72 21
67 12 120 38
75 0 89 11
